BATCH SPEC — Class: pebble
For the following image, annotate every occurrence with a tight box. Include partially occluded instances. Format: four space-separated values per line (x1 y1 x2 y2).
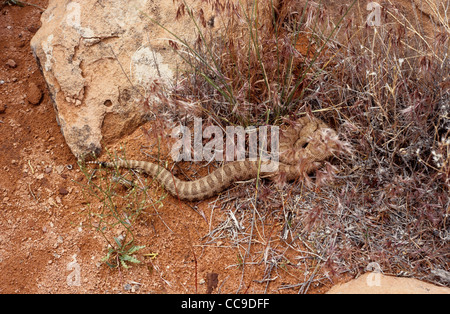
55 165 64 174
123 282 140 293
26 82 43 105
27 25 39 33
123 283 132 291
59 187 69 195
47 197 55 206
6 59 17 68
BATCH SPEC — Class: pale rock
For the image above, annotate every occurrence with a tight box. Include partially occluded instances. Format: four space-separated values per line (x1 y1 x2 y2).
327 273 450 294
30 0 213 158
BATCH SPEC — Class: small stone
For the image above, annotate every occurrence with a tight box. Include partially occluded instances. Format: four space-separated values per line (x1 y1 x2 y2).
6 59 17 68
27 25 39 33
26 82 43 105
55 165 64 174
47 197 55 206
59 187 69 195
123 284 131 291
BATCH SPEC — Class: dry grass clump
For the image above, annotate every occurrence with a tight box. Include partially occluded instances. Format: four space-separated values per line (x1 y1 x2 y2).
308 1 450 287
143 0 449 292
148 0 355 127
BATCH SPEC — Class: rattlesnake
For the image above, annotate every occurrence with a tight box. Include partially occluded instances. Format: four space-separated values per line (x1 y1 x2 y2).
89 116 339 201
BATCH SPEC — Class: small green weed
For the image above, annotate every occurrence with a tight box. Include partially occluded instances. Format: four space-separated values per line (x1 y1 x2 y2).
3 0 44 10
102 237 145 269
77 149 163 270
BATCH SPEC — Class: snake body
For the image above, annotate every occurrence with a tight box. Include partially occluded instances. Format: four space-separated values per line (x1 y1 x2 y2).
90 117 338 201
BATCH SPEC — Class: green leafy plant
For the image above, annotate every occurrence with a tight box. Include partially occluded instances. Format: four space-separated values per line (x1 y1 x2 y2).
77 149 164 270
102 237 145 269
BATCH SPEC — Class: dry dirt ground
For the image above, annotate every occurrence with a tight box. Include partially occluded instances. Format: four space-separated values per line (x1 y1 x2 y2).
0 0 346 294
